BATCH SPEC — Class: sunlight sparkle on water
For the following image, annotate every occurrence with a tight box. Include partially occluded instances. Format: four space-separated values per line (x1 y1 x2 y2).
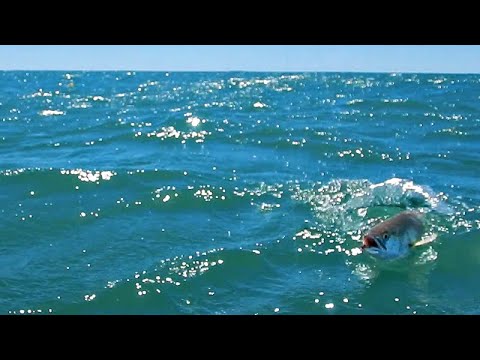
187 116 202 127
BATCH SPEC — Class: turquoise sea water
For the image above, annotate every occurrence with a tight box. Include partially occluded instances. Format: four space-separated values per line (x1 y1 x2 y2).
1 71 479 315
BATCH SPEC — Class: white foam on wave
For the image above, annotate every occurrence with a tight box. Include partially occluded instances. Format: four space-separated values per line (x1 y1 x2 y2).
291 177 455 233
368 177 453 215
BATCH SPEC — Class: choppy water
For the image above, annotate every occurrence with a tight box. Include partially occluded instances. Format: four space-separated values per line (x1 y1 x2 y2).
1 71 479 315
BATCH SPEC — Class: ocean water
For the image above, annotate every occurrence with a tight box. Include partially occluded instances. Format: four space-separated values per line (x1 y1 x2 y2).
1 71 479 315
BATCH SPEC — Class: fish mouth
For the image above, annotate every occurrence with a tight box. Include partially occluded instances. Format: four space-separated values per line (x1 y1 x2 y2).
362 236 386 251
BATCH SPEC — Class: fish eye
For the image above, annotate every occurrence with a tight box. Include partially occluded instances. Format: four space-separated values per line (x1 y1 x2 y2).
383 233 389 240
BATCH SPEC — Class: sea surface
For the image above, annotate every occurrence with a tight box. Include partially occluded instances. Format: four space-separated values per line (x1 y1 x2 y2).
1 71 479 315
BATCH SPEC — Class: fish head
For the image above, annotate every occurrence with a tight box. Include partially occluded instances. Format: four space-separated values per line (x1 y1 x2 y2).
361 231 388 256
361 230 406 259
